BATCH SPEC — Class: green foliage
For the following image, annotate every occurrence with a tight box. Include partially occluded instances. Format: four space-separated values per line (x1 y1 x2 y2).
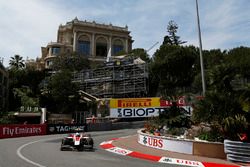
226 47 250 78
52 53 90 71
8 67 45 111
197 123 224 142
167 127 185 136
8 64 45 111
9 54 25 70
160 106 191 128
203 49 225 69
13 87 39 107
144 117 161 133
150 45 197 96
47 70 80 113
0 114 17 124
158 96 191 128
192 47 250 141
239 85 250 113
198 131 223 142
163 20 186 45
192 91 241 124
222 114 248 141
207 64 236 92
130 48 150 63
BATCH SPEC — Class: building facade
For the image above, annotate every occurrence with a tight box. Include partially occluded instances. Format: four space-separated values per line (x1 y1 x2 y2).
41 18 133 69
0 60 8 112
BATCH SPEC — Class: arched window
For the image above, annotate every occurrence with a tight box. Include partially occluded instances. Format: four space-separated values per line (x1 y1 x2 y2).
78 35 90 56
112 39 124 55
51 47 60 55
96 37 108 57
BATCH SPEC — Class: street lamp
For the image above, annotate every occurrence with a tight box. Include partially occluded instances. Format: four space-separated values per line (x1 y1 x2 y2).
195 0 206 96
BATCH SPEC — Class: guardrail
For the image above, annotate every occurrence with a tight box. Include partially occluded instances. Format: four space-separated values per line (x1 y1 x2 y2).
224 139 250 163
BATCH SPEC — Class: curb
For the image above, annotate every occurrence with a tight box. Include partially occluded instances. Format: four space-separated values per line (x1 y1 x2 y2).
100 138 243 167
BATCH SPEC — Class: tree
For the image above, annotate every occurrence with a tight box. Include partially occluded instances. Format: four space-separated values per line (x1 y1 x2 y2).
13 87 39 108
226 47 250 78
8 64 46 111
9 54 25 70
203 49 225 69
47 70 80 113
163 20 186 45
131 48 151 62
52 53 90 71
150 45 197 96
192 59 250 141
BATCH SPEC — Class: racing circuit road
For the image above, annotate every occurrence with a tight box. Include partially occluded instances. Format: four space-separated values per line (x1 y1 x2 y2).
0 129 188 167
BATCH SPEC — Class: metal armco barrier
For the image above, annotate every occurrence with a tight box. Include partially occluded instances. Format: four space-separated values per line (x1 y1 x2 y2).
224 139 250 163
47 124 88 134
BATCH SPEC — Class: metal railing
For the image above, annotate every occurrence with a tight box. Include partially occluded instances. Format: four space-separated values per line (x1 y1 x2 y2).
224 139 250 163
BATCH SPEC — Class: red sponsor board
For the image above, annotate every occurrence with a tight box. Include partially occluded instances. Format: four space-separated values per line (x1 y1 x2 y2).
117 99 152 108
160 97 186 107
160 96 204 107
0 124 47 139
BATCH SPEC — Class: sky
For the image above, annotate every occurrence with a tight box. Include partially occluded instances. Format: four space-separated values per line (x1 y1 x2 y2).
0 0 250 67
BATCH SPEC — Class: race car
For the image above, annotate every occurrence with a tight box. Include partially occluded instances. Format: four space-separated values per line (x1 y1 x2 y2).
60 129 94 151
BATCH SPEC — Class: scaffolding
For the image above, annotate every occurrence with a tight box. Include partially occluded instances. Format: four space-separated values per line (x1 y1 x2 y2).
72 58 148 98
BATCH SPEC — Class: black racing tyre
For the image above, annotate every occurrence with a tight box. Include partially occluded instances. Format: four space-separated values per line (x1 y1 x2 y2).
61 139 66 145
60 146 64 151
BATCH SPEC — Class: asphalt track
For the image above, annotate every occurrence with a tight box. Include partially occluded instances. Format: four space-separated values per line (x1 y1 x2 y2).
0 129 192 167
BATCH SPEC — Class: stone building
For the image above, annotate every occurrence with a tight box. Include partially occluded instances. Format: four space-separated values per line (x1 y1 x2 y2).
0 60 8 112
40 18 133 69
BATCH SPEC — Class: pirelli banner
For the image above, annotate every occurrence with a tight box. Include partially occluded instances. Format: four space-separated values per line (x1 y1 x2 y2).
110 98 162 118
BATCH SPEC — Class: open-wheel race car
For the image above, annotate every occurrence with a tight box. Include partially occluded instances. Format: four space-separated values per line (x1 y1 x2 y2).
60 128 94 151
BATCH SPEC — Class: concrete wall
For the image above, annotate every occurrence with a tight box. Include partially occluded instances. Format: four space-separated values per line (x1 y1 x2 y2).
138 129 226 159
193 141 226 159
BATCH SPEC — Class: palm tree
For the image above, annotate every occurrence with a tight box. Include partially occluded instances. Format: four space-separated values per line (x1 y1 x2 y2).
9 54 25 70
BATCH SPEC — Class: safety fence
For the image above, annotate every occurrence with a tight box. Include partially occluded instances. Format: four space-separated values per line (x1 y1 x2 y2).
224 139 250 163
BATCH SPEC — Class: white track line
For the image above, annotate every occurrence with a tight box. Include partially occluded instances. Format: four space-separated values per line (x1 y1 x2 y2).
17 137 59 167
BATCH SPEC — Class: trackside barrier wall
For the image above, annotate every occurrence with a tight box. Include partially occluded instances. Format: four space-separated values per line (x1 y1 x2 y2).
88 122 112 131
138 129 226 159
46 124 88 134
0 124 47 139
80 121 145 131
0 122 144 139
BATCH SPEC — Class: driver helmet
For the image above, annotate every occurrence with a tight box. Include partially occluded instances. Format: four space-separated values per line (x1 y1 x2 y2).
76 132 80 136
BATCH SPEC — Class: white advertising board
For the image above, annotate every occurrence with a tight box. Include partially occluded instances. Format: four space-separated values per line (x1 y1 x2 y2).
110 108 161 118
138 133 193 154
